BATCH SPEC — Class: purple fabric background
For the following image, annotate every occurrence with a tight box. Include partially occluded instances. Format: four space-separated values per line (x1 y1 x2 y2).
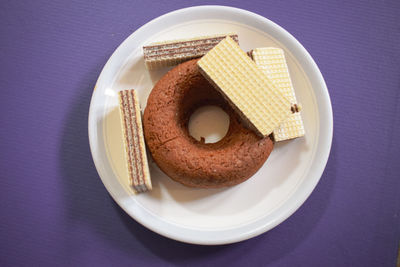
1 1 399 266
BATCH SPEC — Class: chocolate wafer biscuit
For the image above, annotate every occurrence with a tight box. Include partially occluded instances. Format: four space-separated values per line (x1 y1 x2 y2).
143 33 239 70
118 89 152 193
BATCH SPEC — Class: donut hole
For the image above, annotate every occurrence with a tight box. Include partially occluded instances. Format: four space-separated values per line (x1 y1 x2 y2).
188 105 230 144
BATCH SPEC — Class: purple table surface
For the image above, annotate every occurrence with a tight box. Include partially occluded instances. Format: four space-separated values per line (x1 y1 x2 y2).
1 1 399 266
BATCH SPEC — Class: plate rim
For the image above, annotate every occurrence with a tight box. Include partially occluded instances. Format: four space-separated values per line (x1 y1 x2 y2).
88 5 333 245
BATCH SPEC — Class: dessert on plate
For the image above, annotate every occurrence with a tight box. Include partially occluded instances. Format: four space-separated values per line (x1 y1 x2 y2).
118 33 304 192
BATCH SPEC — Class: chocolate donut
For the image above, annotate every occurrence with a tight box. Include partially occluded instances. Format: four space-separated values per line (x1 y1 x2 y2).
143 59 273 188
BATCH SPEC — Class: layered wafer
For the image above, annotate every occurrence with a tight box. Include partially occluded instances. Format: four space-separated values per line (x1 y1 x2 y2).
251 47 305 141
118 89 152 193
143 33 239 70
197 37 291 137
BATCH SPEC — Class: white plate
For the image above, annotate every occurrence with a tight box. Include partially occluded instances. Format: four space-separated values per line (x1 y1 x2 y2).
88 5 333 245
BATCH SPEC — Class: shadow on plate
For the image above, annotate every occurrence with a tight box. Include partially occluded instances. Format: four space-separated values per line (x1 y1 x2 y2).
156 137 308 217
102 104 225 202
117 55 173 101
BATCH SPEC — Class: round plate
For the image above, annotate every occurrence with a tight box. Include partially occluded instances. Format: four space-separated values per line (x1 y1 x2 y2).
88 5 333 245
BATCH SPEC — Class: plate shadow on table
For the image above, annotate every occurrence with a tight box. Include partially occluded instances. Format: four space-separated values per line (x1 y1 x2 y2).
119 139 337 265
59 64 155 254
60 63 336 264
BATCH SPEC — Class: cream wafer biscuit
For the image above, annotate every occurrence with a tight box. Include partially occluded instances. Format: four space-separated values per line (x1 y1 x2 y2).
143 33 239 70
118 89 152 193
197 37 291 137
251 47 305 141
